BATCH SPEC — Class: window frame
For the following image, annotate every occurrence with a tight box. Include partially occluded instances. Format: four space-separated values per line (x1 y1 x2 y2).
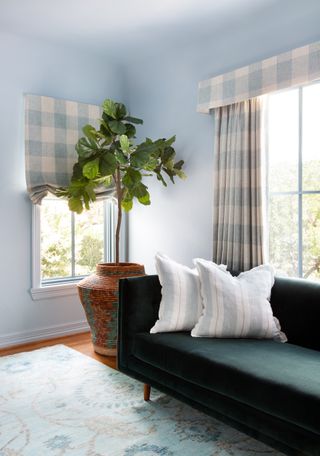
31 198 127 300
266 81 320 279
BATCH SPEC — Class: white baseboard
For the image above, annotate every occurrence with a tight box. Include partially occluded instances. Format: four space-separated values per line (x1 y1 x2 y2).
0 320 90 349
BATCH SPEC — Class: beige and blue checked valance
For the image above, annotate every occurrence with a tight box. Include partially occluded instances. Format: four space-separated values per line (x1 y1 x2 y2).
25 94 115 204
197 41 320 113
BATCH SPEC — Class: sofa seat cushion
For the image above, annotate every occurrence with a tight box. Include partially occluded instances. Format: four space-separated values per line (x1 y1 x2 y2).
133 332 320 435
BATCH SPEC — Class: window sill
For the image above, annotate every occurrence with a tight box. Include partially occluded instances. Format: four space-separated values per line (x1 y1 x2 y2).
30 282 79 301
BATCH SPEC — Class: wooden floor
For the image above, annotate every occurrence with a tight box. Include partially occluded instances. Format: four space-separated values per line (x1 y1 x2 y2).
0 332 117 370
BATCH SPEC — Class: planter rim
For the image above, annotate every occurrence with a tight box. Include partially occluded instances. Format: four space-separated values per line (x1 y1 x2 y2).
96 262 144 269
95 262 145 278
78 262 145 286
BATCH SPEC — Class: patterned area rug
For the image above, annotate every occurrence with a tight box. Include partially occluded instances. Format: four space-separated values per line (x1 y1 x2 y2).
0 345 284 456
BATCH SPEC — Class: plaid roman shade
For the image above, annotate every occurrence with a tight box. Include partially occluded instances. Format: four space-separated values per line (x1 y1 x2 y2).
24 94 115 204
198 41 320 113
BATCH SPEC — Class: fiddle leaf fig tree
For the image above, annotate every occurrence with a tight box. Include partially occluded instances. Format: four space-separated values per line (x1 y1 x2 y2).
56 99 186 265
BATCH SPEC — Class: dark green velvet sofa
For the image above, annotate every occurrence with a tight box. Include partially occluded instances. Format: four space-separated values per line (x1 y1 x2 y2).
118 275 320 456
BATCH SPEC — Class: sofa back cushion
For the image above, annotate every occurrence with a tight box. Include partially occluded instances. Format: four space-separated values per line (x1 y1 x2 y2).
270 277 320 351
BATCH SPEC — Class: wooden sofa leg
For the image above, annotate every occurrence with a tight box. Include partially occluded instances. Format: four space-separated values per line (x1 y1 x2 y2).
144 384 151 401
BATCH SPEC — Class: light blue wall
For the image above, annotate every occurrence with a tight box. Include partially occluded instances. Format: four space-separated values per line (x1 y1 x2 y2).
125 0 320 273
0 32 125 344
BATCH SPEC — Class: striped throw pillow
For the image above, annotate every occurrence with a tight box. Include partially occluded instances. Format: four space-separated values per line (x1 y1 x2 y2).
150 253 203 333
192 259 286 341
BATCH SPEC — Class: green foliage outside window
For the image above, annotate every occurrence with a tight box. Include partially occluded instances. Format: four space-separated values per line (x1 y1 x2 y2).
41 244 69 279
269 160 320 281
78 235 103 271
40 198 105 280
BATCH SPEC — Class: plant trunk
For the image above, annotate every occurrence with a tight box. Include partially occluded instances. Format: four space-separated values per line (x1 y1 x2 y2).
115 166 122 265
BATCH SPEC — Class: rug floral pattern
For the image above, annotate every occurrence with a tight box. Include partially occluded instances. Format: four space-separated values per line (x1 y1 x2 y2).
0 345 284 456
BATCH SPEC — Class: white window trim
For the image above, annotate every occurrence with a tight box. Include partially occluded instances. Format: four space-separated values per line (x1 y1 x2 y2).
31 200 128 301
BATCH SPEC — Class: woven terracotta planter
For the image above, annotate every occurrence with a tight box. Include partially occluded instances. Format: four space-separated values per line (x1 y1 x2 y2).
78 262 145 356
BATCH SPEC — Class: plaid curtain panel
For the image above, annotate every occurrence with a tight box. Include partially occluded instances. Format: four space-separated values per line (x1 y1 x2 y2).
198 41 320 113
25 94 115 204
212 98 264 272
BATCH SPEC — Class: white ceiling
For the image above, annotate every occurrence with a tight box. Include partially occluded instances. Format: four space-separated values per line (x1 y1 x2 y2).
0 0 275 55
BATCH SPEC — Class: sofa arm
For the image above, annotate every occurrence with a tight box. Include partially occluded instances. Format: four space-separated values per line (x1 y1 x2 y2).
118 275 161 370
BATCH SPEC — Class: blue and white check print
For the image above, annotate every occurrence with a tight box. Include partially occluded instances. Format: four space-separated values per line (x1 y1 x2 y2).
198 41 320 112
25 94 114 204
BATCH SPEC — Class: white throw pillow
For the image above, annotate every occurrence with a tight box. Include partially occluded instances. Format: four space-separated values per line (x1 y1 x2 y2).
150 253 203 333
192 259 286 342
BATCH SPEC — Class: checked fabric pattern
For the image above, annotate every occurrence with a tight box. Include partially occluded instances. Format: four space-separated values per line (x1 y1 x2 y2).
212 98 264 272
24 94 114 204
198 41 320 112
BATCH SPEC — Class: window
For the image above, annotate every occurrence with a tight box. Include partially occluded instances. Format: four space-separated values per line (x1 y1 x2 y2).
31 196 125 300
266 82 320 281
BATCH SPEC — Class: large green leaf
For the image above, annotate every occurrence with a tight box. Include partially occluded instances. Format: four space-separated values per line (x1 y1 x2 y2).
115 103 127 120
102 99 117 119
109 120 126 135
68 197 83 214
141 139 165 154
72 162 84 180
124 116 143 125
138 191 151 205
102 175 113 187
174 159 184 170
115 149 128 165
164 135 176 147
162 146 175 165
130 150 150 168
82 124 98 141
131 182 148 199
83 192 90 210
121 198 133 212
122 168 150 202
84 182 97 201
130 141 161 168
101 114 114 129
99 122 113 142
120 134 130 154
100 152 117 176
125 123 136 138
100 136 113 147
122 168 142 187
164 158 175 171
67 179 88 197
83 158 100 179
173 159 187 179
76 137 97 159
144 157 159 171
121 189 134 212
